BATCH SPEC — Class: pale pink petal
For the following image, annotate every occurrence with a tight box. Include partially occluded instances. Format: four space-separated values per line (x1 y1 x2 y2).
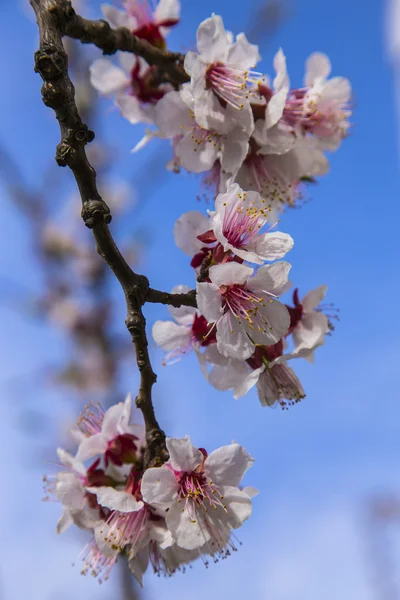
196 15 231 63
140 467 177 506
57 448 86 475
304 52 331 87
227 32 260 69
166 436 203 473
166 502 210 550
251 300 290 346
115 94 154 125
168 284 198 325
102 402 126 438
154 91 193 137
75 433 108 462
128 549 149 587
209 263 253 286
55 472 86 509
196 282 223 323
242 486 259 498
233 366 264 399
216 314 255 360
152 320 191 352
302 285 328 311
247 261 291 295
176 134 218 173
174 211 210 256
154 0 180 23
88 486 143 513
205 443 254 487
219 486 252 528
89 59 129 95
247 231 294 261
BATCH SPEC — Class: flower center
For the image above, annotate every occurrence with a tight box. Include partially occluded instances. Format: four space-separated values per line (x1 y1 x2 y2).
222 189 270 248
206 63 264 110
191 314 216 346
221 284 275 334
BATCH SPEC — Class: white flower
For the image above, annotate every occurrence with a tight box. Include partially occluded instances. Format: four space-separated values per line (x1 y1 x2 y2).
288 286 330 360
101 0 180 46
152 285 216 375
196 262 291 359
141 436 254 552
208 182 294 264
74 395 140 465
90 53 166 124
184 15 261 126
206 342 309 408
152 90 250 174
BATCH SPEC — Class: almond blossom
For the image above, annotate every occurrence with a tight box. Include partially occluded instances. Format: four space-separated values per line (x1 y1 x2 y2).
141 436 254 552
102 0 180 49
90 53 168 124
206 341 309 408
152 89 250 174
207 182 294 264
196 262 291 359
152 284 216 374
286 286 330 360
74 395 140 465
184 15 262 125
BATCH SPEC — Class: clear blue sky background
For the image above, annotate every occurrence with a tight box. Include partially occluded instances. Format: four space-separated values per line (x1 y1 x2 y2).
0 0 399 599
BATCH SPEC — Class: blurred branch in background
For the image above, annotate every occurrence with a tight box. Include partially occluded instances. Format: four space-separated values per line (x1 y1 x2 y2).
246 0 291 49
364 494 400 600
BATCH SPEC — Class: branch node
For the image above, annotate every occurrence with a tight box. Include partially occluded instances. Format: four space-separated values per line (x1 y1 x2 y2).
34 44 66 81
81 199 112 228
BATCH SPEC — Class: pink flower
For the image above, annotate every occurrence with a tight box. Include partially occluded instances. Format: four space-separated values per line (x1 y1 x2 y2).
102 0 180 49
141 437 255 551
208 182 294 264
196 262 291 359
74 395 140 466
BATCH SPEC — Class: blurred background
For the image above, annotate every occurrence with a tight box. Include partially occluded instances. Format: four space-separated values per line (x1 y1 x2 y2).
1 0 400 598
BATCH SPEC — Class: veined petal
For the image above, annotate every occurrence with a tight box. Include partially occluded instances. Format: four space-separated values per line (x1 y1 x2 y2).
196 282 223 323
196 15 231 63
247 231 294 261
140 467 177 507
247 261 291 295
152 320 191 352
102 402 126 438
205 443 254 487
166 436 203 473
88 486 143 513
209 263 253 286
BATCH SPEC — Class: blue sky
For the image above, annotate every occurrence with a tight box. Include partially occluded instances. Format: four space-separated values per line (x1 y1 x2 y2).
0 0 399 599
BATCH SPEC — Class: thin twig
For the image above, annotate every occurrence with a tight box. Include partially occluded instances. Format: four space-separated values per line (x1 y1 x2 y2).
29 0 193 466
50 0 189 85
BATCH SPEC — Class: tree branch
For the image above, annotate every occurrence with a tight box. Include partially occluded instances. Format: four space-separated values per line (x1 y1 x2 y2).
30 0 194 467
49 0 189 85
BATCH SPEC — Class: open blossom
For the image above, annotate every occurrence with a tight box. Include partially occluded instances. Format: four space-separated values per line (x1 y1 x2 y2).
197 262 291 359
90 53 168 124
206 341 309 408
141 436 254 552
74 395 139 465
207 182 294 264
102 0 180 48
254 52 351 153
184 15 261 127
286 286 330 359
152 284 216 374
152 89 250 174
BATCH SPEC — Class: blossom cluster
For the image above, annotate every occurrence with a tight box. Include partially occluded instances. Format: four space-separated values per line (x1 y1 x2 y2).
45 396 256 584
46 0 350 584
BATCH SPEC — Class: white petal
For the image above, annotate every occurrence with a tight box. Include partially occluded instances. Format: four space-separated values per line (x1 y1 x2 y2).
220 486 253 529
242 486 259 499
166 502 209 550
166 436 203 472
196 282 223 323
102 402 126 438
302 285 328 311
205 443 254 487
216 314 255 360
227 32 260 69
209 262 253 286
221 129 249 174
75 433 108 462
252 299 290 345
292 312 329 350
208 360 248 392
248 231 294 261
176 134 218 173
233 365 264 399
248 261 291 295
305 52 331 87
55 472 86 509
101 4 137 29
196 15 230 63
115 94 153 125
273 48 289 92
128 549 149 587
154 0 180 23
89 59 129 95
152 320 191 352
56 448 86 475
56 507 73 534
119 394 132 431
174 211 209 256
88 486 143 512
154 91 192 137
140 467 177 506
